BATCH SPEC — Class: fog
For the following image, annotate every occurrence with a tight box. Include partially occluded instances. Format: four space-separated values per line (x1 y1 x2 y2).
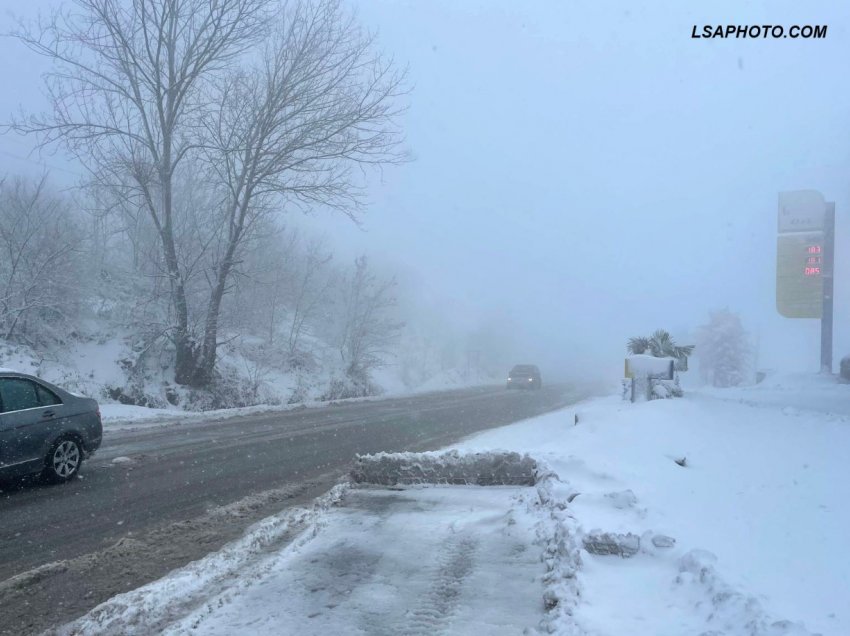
305 0 850 381
2 0 849 386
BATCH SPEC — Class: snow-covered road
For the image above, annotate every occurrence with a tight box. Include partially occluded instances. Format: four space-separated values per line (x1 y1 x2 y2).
1 384 578 636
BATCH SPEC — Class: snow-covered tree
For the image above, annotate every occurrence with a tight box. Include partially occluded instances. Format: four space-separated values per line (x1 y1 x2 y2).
627 330 693 362
334 255 403 380
13 0 406 387
0 176 86 346
695 309 751 387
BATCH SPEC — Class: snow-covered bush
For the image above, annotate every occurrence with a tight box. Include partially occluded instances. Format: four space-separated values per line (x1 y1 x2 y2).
321 369 382 401
183 371 281 411
651 377 683 399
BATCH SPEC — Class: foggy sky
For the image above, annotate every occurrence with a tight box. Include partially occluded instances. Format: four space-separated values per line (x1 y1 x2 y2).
3 0 850 380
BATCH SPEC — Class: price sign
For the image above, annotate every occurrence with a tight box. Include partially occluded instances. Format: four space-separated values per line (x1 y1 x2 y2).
777 232 823 318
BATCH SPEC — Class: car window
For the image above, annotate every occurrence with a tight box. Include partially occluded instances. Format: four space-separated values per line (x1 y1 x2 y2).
0 378 41 412
36 384 62 406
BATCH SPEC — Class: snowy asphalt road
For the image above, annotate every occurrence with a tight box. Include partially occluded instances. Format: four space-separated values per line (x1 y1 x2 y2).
0 383 580 636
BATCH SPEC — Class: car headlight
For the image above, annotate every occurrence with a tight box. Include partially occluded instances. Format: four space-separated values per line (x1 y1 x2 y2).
528 378 533 381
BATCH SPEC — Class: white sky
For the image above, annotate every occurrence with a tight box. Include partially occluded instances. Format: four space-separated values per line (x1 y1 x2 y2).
2 0 849 379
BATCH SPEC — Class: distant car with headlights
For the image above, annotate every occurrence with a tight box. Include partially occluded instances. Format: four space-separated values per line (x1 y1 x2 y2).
506 364 542 390
0 370 102 483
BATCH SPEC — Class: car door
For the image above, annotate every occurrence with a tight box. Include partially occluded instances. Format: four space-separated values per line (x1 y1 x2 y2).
0 377 60 474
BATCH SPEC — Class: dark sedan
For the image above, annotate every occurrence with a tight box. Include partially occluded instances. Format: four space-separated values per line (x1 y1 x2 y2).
506 364 542 390
0 370 102 483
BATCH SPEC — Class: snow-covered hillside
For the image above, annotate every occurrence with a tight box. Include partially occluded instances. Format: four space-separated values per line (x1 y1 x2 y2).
0 331 498 419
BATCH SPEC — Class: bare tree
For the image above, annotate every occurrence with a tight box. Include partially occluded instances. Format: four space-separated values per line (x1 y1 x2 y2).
254 226 301 347
192 0 407 384
9 0 272 384
285 237 334 362
0 176 84 344
9 0 406 387
335 255 403 380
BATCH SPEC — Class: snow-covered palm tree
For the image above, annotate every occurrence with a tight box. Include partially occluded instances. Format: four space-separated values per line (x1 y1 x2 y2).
627 330 694 361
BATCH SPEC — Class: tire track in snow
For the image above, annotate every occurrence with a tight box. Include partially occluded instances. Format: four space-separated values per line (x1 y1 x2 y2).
393 533 479 635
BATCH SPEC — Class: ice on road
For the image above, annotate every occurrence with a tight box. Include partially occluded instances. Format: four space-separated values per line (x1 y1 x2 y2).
161 486 545 635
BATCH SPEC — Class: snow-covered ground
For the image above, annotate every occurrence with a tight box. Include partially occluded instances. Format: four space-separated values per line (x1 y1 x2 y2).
454 376 850 635
57 375 849 635
163 487 543 635
55 482 553 636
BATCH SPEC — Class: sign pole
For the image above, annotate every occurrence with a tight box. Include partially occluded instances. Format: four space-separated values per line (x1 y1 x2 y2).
821 202 835 373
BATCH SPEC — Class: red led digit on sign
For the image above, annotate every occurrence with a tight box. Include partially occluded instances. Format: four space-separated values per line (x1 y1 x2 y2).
807 245 822 254
804 266 821 276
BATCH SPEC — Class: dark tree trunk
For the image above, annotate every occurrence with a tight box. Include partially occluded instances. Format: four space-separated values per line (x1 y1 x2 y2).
191 200 246 386
159 162 198 386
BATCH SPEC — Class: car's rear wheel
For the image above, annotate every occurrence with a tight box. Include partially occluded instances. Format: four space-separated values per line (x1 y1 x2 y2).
42 437 82 483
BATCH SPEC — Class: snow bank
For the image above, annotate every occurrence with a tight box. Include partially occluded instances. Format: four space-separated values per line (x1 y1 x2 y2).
100 393 405 431
675 549 813 636
51 485 349 636
527 465 584 635
350 450 540 486
703 371 850 418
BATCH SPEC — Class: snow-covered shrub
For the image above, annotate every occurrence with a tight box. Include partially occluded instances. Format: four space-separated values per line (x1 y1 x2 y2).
651 377 683 399
652 380 670 399
104 382 168 409
321 369 382 400
182 370 281 411
325 256 403 385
